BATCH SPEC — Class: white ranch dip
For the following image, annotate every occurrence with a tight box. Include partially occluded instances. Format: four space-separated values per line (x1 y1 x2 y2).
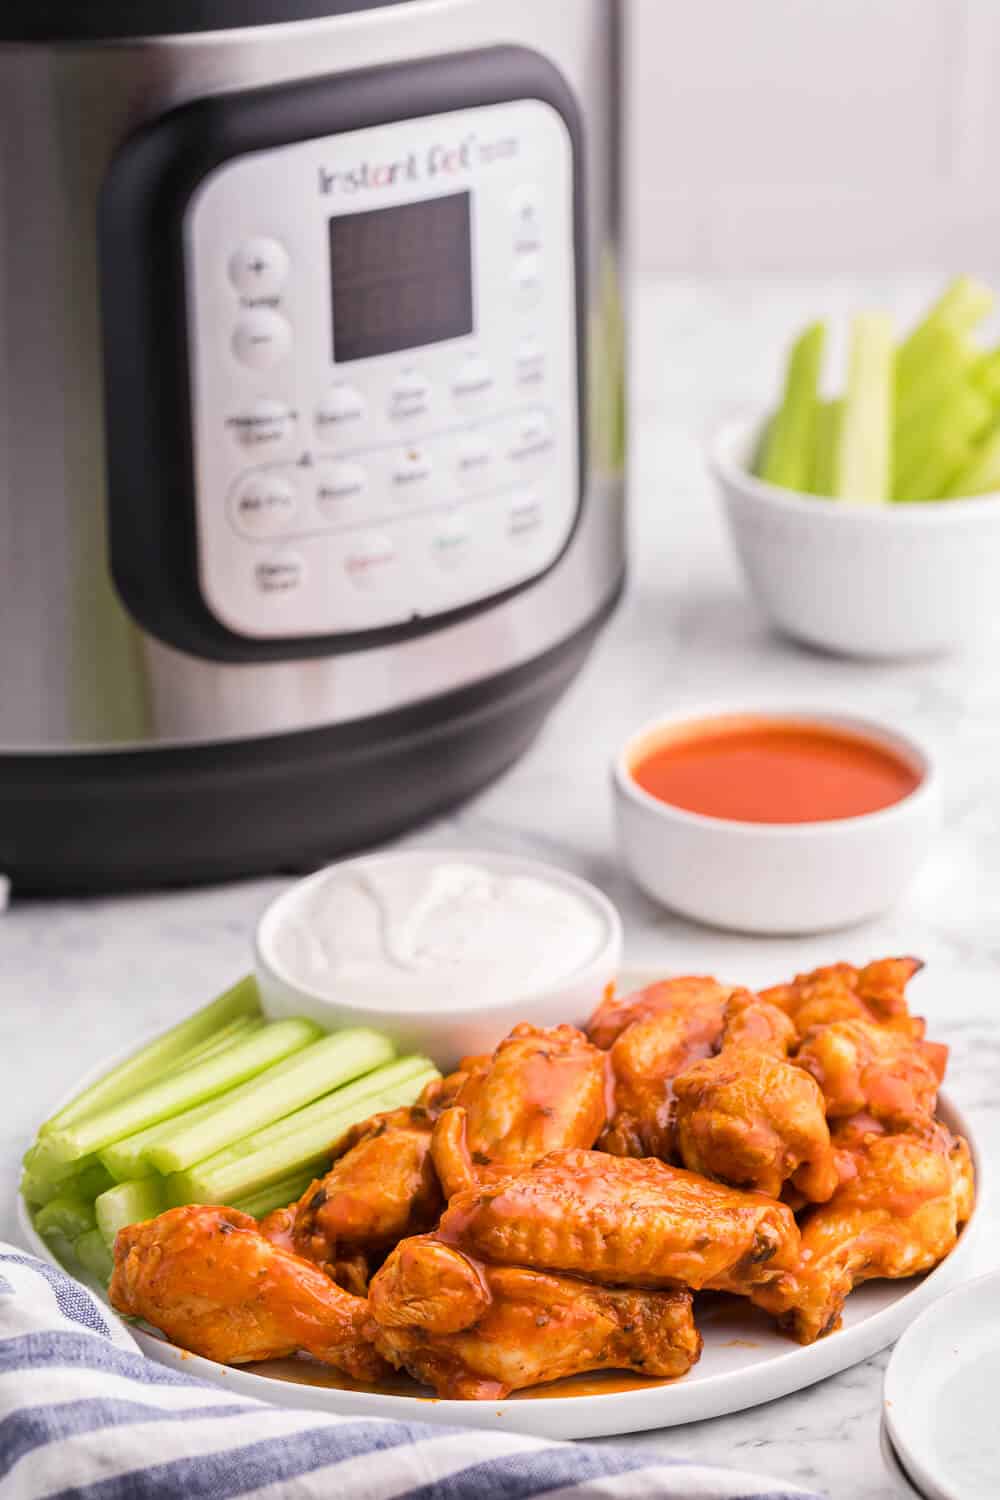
268 857 611 1010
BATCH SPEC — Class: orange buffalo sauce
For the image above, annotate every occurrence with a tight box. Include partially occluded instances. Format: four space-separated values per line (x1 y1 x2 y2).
631 718 921 825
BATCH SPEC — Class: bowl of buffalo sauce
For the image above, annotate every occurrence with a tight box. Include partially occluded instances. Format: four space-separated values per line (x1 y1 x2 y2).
613 708 940 934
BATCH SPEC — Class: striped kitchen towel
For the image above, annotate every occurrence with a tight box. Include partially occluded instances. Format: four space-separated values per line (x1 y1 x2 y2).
0 1244 825 1500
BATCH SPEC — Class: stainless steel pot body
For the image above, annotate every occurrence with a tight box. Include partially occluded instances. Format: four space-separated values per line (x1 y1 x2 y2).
0 0 624 754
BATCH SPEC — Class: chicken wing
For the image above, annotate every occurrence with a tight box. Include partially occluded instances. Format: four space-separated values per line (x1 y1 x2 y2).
439 1148 800 1298
367 1235 702 1400
588 977 736 1159
751 1118 974 1343
430 1024 610 1199
673 997 839 1202
795 1017 947 1129
261 1067 472 1288
762 957 923 1039
109 1205 384 1379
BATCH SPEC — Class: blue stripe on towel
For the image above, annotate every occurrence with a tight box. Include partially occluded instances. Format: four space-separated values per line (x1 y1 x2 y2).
0 1398 262 1480
404 1443 658 1500
0 1254 112 1338
42 1420 440 1500
0 1332 224 1390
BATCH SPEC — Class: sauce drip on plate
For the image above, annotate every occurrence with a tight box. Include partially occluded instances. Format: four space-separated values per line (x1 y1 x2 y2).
631 718 921 825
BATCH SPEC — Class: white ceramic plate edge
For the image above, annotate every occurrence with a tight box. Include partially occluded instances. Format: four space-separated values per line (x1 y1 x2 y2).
14 968 988 1442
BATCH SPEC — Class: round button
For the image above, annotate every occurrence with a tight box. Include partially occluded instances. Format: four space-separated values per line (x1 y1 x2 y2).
509 490 543 541
231 473 298 538
451 354 494 404
229 238 290 299
227 398 296 451
316 461 367 517
315 385 367 439
345 533 395 591
392 445 433 492
511 185 543 253
390 369 431 421
515 340 547 388
456 433 494 490
232 311 292 370
508 410 554 467
254 552 304 595
513 251 543 306
432 512 470 570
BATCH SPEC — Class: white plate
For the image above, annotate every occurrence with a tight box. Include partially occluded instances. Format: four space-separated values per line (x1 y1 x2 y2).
883 1271 1000 1500
16 968 987 1442
880 1421 927 1499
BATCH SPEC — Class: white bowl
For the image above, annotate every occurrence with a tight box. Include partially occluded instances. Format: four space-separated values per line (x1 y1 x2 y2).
710 413 1000 658
884 1271 1000 1500
613 706 941 935
255 849 623 1068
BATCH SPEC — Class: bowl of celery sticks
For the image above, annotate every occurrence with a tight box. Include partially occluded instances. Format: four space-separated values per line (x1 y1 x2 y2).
19 976 438 1288
710 276 1000 657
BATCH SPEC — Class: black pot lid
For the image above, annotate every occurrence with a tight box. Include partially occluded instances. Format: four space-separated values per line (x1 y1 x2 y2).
0 0 419 43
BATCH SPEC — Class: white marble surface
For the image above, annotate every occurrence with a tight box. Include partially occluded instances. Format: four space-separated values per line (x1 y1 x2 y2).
4 274 1000 1500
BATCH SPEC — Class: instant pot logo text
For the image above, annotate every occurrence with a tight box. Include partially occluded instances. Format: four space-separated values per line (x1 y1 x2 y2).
318 132 519 195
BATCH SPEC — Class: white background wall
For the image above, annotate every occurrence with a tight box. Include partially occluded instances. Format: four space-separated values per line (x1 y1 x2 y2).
629 0 1000 272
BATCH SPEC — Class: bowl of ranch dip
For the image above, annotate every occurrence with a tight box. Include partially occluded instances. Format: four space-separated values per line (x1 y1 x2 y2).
255 850 623 1065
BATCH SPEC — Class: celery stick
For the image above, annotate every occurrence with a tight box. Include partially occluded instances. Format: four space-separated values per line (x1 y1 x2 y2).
45 1018 321 1168
96 1178 166 1250
894 381 993 497
895 325 971 430
149 1028 395 1175
894 431 972 502
945 421 1000 497
973 345 1000 405
811 399 842 497
900 278 994 372
757 321 826 492
40 977 261 1136
20 1153 112 1205
41 1228 79 1273
75 1228 114 1285
834 313 894 504
35 1196 97 1244
25 1138 101 1186
171 1061 439 1207
232 1171 316 1220
162 1016 263 1074
100 1096 226 1182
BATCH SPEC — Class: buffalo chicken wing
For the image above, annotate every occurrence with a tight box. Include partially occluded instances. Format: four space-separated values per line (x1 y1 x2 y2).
431 1024 610 1198
439 1148 800 1297
673 997 839 1202
367 1235 702 1399
588 977 736 1158
110 1205 384 1379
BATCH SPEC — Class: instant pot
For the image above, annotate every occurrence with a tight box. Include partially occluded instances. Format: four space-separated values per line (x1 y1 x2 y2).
0 0 626 891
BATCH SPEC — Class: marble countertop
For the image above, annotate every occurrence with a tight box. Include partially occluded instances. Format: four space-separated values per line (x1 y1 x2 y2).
4 275 999 1500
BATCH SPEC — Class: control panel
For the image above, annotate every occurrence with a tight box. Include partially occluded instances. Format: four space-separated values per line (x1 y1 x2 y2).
184 97 579 642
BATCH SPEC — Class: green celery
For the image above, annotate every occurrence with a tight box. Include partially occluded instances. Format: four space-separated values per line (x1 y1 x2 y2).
100 1095 228 1182
945 421 1000 497
834 313 894 504
893 381 993 498
96 1177 166 1250
44 1018 321 1168
169 1060 439 1207
232 1170 317 1220
35 1196 97 1244
148 1028 395 1175
40 977 261 1136
757 321 826 492
894 429 972 502
75 1228 114 1285
21 1158 114 1207
895 324 971 430
811 399 842 497
973 345 1000 405
898 276 994 377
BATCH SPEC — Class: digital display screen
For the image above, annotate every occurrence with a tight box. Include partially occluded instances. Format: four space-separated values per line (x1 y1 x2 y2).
329 192 474 363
